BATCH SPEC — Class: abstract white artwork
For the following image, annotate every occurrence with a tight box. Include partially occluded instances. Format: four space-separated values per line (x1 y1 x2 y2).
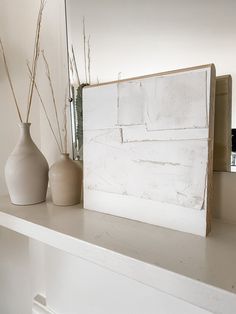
83 65 216 236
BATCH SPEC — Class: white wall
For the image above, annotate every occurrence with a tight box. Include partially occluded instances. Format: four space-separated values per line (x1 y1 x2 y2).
67 0 236 126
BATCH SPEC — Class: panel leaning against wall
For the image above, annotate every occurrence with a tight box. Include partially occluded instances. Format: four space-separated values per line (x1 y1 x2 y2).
83 64 216 236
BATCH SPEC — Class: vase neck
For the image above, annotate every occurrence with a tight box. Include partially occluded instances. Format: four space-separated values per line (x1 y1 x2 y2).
18 123 32 141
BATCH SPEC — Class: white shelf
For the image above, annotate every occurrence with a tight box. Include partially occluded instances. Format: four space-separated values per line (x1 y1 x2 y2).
0 195 236 313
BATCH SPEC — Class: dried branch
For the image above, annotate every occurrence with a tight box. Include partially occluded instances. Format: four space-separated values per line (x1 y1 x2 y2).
42 50 63 152
83 16 88 84
118 72 122 81
87 35 91 85
27 62 62 153
26 0 45 122
0 38 23 122
71 45 80 85
63 91 68 154
69 57 74 78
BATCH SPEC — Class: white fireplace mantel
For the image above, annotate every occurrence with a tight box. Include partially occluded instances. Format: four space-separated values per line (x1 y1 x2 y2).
0 195 236 313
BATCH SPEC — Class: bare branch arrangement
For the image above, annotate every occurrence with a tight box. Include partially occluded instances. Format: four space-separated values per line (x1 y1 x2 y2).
63 91 68 154
42 50 63 151
71 45 80 85
87 35 91 85
0 0 45 123
70 17 92 87
27 62 62 154
0 38 23 122
26 0 45 122
68 17 95 160
83 17 88 84
29 51 69 154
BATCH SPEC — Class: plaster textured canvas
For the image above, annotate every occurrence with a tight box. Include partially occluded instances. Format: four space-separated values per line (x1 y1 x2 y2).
83 65 215 236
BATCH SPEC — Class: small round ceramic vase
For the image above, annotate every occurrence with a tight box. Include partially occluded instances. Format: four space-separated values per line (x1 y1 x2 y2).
5 123 49 205
49 153 83 206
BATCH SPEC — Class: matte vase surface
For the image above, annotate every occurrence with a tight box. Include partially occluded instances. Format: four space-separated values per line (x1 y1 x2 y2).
49 153 82 206
5 123 49 205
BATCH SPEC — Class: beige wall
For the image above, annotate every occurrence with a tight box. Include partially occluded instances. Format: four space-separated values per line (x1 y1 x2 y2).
38 0 70 166
0 1 67 313
0 0 68 195
0 0 41 194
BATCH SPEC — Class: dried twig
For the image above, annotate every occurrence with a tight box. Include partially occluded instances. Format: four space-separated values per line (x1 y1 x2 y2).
71 45 80 85
26 0 45 122
0 38 23 122
87 36 91 85
118 72 122 81
83 16 88 84
27 62 62 153
42 50 63 152
63 91 68 154
69 58 74 78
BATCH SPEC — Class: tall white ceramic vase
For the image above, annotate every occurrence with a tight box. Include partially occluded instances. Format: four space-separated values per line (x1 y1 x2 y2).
49 153 82 206
5 123 49 205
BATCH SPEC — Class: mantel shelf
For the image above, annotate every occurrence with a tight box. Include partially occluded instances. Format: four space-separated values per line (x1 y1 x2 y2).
0 194 236 313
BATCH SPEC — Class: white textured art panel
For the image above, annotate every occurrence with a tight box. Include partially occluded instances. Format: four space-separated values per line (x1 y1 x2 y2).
83 65 215 236
83 84 118 131
117 81 145 126
143 70 208 131
84 129 208 210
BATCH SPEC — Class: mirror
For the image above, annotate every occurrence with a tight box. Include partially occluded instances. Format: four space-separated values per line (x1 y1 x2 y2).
214 75 232 172
65 0 235 171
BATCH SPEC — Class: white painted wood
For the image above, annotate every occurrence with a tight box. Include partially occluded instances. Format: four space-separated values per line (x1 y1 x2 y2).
0 197 235 313
0 227 32 314
29 239 46 301
32 295 56 314
45 246 212 314
84 189 207 236
83 65 214 236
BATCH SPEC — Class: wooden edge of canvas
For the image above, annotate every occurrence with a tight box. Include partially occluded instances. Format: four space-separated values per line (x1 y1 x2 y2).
206 64 216 235
85 64 214 88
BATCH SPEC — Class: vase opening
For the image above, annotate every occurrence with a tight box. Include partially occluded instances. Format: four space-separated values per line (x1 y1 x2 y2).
18 122 31 128
61 153 70 159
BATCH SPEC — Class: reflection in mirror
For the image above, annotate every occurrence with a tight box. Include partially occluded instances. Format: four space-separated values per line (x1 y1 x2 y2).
232 129 236 172
214 75 232 172
65 0 235 168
